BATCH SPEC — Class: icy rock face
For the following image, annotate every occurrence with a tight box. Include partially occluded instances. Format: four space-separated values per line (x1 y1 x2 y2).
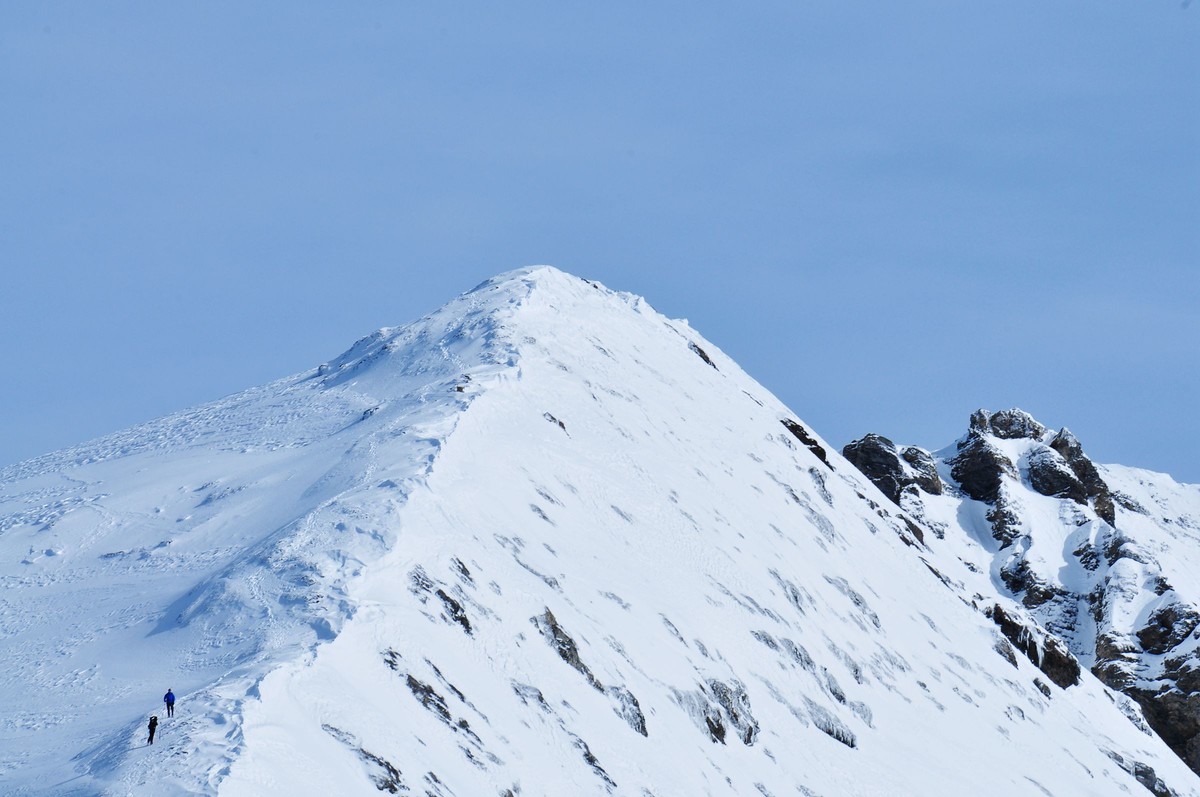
848 408 1200 780
3 272 1200 797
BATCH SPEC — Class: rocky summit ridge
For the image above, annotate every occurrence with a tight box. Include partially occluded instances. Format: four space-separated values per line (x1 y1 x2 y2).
845 409 1200 778
1 268 1199 796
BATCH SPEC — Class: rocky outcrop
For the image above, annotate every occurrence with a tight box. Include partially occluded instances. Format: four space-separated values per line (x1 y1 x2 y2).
842 434 942 506
781 418 832 469
901 446 944 496
1104 749 1185 797
1027 447 1088 505
948 425 1024 546
531 608 649 736
985 604 1081 689
845 407 1200 779
1137 604 1200 656
949 433 1014 505
1049 428 1116 525
1126 686 1200 777
673 679 760 746
970 408 1046 440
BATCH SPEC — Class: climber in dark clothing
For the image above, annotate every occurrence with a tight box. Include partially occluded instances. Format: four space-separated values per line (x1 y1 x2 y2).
164 689 175 718
147 716 158 745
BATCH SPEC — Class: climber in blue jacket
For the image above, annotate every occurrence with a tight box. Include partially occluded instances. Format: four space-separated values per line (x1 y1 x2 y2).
164 689 175 718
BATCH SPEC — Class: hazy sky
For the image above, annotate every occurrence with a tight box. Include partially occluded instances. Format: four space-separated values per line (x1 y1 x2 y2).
2 2 1197 482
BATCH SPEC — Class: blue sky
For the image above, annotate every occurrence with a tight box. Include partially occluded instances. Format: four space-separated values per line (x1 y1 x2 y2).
2 2 1197 481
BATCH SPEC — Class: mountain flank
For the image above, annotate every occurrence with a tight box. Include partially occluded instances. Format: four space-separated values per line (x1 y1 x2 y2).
1 268 1197 796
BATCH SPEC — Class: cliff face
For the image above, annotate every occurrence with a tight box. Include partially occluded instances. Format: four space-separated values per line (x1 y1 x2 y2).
846 409 1200 777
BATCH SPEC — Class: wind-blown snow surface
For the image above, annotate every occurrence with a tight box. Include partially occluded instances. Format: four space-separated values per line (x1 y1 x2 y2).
1 268 1196 796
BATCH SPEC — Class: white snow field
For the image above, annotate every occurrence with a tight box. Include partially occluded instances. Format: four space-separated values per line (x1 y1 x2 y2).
1 267 1197 796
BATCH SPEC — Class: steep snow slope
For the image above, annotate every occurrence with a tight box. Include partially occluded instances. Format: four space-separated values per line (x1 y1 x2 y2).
0 281 516 793
2 268 1197 796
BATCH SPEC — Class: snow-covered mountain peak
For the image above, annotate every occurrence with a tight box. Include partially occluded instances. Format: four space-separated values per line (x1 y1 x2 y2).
4 271 1200 796
313 266 653 392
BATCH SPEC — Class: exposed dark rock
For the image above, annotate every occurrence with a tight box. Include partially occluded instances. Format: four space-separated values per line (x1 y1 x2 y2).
1028 448 1088 505
688 341 718 369
923 561 956 589
987 409 1047 440
900 447 943 495
435 589 472 634
705 713 727 744
407 675 453 724
993 636 1019 668
1049 428 1116 525
409 566 435 597
1038 636 1083 690
987 604 1040 665
1137 604 1200 655
1092 633 1140 690
1104 749 1182 797
570 733 617 791
950 434 1015 505
1095 493 1117 527
511 682 552 712
901 516 926 546
985 604 1080 689
705 679 760 745
323 724 408 794
964 407 1047 440
532 608 602 690
985 501 1022 549
1074 542 1101 572
821 668 846 704
673 686 728 744
1114 492 1150 515
424 659 471 708
781 419 832 469
1164 655 1200 695
531 608 648 736
843 435 941 506
1049 429 1104 495
968 409 991 434
1128 686 1200 776
1000 559 1071 611
842 435 907 505
752 630 780 651
606 685 648 736
781 638 816 672
451 557 474 585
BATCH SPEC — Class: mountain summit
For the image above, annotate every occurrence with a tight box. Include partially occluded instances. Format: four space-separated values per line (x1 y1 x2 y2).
2 268 1198 796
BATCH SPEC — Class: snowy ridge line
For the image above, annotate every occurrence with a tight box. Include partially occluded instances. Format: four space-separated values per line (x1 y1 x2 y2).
0 270 552 794
222 270 1197 796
